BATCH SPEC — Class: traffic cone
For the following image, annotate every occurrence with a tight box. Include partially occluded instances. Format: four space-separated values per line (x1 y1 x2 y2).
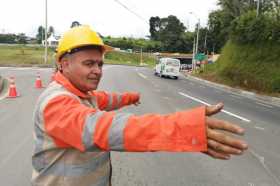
35 72 44 89
8 76 20 98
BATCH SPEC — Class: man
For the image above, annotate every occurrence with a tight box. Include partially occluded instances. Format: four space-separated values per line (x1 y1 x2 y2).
32 25 248 186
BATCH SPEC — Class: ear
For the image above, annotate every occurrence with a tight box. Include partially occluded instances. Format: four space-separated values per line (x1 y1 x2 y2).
60 56 71 72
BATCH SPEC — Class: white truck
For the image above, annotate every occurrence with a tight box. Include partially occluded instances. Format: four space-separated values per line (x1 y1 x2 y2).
154 58 180 79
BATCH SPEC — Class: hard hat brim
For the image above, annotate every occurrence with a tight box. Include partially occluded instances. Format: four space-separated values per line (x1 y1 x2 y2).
56 44 114 61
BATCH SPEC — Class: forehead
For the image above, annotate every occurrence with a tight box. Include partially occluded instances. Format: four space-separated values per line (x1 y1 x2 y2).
71 48 103 61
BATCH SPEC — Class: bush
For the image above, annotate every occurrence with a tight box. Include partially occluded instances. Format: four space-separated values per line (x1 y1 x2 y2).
231 10 280 44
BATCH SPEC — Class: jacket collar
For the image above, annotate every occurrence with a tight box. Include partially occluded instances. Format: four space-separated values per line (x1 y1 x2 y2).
54 71 91 98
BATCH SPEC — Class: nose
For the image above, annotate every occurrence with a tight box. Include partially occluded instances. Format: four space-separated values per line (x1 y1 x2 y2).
91 64 102 76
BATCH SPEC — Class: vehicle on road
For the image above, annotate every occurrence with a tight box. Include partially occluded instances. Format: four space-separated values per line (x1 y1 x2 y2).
154 58 180 79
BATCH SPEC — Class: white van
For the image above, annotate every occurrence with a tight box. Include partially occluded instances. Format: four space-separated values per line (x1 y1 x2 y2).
154 58 180 79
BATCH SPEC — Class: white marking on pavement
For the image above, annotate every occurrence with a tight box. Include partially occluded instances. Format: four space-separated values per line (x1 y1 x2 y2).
256 102 273 108
0 136 31 169
178 92 251 123
137 72 147 79
249 149 280 186
229 94 242 99
199 85 205 88
248 183 255 186
163 97 170 100
254 126 265 130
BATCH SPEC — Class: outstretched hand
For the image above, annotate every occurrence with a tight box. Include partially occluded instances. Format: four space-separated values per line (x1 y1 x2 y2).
204 103 248 160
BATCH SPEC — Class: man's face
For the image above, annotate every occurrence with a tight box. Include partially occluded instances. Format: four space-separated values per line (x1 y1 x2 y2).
61 48 103 92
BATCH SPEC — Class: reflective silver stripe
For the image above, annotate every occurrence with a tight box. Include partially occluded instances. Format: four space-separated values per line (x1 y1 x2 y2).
33 82 79 154
104 94 113 111
115 94 122 109
82 111 105 151
108 113 132 151
38 152 110 177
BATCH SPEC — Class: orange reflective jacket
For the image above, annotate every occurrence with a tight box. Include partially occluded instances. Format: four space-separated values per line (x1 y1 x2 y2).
32 71 207 186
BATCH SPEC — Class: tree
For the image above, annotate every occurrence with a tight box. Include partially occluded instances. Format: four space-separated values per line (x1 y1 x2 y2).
149 15 187 52
0 34 17 43
207 10 232 52
149 16 161 40
48 26 55 36
36 26 45 44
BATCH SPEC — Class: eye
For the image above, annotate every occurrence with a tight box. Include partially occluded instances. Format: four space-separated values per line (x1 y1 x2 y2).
98 61 104 68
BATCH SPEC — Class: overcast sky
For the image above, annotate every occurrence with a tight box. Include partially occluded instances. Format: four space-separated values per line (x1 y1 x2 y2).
0 0 219 38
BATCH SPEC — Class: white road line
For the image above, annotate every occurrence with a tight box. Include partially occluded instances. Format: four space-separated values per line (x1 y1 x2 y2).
249 149 280 186
229 94 242 99
254 126 265 130
137 72 147 79
256 102 273 108
178 92 251 123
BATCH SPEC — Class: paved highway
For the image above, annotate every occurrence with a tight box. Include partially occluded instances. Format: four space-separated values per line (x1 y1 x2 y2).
0 66 279 186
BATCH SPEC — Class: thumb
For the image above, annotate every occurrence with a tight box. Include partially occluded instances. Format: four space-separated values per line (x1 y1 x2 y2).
206 102 224 116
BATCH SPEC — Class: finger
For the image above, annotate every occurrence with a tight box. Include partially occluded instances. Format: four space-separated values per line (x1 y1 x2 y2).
207 117 245 135
204 148 231 160
206 103 224 116
208 139 243 155
207 128 248 150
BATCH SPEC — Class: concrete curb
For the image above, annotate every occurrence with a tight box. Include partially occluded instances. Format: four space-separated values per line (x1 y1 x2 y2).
182 73 280 107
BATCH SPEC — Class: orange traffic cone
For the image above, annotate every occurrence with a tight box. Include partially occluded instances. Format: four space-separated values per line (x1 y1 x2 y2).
35 72 44 89
8 76 20 98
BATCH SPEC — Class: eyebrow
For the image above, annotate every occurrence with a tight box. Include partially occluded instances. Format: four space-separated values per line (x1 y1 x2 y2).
82 59 104 65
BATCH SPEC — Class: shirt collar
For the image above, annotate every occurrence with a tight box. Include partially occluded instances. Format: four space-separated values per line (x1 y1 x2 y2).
54 71 91 98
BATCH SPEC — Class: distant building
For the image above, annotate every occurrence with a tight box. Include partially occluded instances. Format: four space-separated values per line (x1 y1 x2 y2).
42 33 60 47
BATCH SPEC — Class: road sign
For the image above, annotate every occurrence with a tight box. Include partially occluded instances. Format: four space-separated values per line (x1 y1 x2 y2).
195 53 206 61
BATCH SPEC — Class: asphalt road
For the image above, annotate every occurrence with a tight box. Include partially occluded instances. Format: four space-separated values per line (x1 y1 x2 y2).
0 66 279 186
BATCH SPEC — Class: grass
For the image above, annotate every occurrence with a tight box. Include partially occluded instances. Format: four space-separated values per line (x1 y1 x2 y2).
0 45 55 66
197 41 280 96
0 44 157 68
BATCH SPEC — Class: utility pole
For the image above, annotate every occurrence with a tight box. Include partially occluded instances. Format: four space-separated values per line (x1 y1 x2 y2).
257 0 260 17
195 19 200 56
204 29 208 54
192 37 196 71
140 48 143 66
44 0 48 64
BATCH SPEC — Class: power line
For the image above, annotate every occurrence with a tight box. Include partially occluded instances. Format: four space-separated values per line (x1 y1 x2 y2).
113 0 149 25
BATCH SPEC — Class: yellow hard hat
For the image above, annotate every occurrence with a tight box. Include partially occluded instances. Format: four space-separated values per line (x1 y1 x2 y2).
56 25 113 60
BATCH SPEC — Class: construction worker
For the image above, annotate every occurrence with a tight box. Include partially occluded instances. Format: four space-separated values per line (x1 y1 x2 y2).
32 25 248 186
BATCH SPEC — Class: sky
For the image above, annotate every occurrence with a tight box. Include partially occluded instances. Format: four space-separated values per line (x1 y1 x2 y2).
0 0 219 38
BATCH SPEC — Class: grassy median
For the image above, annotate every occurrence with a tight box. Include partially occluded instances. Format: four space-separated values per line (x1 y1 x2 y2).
0 44 157 68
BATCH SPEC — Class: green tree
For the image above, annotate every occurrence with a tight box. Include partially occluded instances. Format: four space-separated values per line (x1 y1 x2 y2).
0 34 17 43
149 15 187 52
36 26 45 44
149 16 161 40
48 26 55 36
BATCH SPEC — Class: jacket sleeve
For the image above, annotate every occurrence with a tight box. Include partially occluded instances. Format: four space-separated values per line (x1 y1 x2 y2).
92 91 139 111
43 95 207 152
